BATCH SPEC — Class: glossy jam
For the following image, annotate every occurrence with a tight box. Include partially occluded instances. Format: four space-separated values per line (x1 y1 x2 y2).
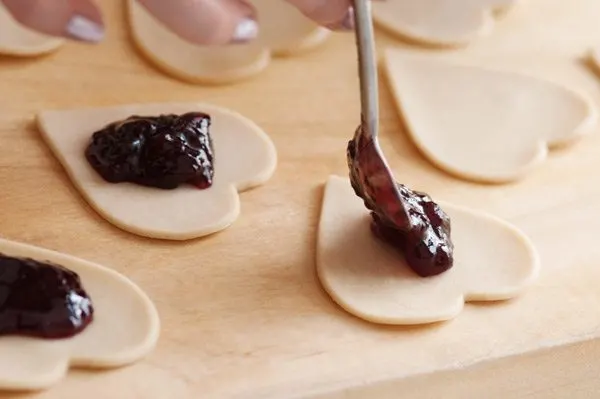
86 112 214 190
346 132 454 277
370 184 453 277
0 255 94 339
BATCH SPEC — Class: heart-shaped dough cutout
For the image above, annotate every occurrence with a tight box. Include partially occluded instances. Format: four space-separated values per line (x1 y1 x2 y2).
317 176 540 325
0 238 159 391
127 0 330 84
37 103 277 240
0 5 63 56
372 0 517 47
384 50 597 183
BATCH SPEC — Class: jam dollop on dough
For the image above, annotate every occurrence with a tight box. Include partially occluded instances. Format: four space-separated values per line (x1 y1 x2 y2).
86 112 215 190
0 254 94 339
347 129 454 277
370 184 453 277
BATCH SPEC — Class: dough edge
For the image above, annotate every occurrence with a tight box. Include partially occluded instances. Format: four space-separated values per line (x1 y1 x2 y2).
316 175 540 326
36 102 277 240
0 237 160 390
126 0 330 85
0 39 63 57
382 49 598 184
372 7 495 48
372 1 519 48
0 4 64 57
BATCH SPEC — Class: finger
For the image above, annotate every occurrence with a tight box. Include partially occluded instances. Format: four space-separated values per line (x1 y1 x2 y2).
136 0 259 45
285 0 354 30
1 0 104 42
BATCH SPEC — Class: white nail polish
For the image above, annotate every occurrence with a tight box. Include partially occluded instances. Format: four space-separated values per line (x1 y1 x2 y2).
231 18 259 43
342 7 356 30
65 15 104 43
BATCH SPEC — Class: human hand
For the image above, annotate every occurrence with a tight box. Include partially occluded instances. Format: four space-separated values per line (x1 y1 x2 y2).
1 0 360 45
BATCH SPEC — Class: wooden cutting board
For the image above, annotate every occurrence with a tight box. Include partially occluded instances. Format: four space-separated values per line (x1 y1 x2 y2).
2 0 600 398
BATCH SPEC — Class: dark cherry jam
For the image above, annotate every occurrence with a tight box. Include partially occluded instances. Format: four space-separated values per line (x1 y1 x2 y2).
370 184 453 277
85 112 214 190
0 255 94 339
347 126 454 277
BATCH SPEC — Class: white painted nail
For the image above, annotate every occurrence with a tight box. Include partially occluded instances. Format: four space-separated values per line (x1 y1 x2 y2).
65 15 104 43
325 7 355 31
342 7 355 30
231 18 259 43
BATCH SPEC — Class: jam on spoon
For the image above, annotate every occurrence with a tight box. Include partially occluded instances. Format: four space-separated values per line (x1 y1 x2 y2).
0 254 94 339
347 130 454 277
348 0 453 277
86 112 215 190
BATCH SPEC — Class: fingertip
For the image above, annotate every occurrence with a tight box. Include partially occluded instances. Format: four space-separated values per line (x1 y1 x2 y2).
1 0 105 43
231 18 259 44
286 0 352 30
64 0 105 42
328 6 354 31
65 14 105 43
137 0 259 46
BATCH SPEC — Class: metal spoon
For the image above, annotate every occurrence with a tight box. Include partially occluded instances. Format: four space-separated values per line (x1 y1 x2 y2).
347 0 410 230
353 0 379 142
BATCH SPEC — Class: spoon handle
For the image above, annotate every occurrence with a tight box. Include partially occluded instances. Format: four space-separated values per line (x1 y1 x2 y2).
353 0 379 140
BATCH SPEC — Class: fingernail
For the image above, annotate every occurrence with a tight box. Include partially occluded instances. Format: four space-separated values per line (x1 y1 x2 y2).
341 7 355 30
65 15 104 43
231 18 259 43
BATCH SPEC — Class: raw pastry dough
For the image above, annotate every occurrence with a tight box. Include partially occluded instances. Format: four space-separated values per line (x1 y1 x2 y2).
384 50 597 183
37 103 277 240
372 0 517 47
127 0 330 84
0 238 159 391
317 176 539 325
0 4 63 56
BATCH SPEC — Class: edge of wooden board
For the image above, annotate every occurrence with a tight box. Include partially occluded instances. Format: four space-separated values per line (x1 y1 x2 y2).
308 337 600 399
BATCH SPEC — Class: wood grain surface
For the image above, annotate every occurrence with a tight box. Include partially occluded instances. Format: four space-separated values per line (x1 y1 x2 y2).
2 0 600 398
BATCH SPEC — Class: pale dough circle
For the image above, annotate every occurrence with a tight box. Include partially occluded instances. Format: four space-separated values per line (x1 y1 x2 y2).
37 103 277 240
372 0 517 47
127 0 330 84
383 50 597 184
317 176 540 325
0 238 159 391
0 5 63 56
